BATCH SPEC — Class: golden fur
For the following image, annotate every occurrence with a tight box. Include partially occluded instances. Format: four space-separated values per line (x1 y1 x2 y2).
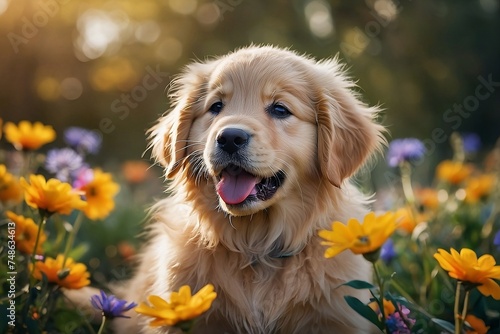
114 45 386 334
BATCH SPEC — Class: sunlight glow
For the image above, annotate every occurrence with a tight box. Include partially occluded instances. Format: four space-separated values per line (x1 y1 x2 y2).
169 0 197 15
75 9 129 61
135 20 160 44
156 37 183 65
60 77 83 100
373 0 399 23
196 3 220 26
304 0 334 39
0 0 9 16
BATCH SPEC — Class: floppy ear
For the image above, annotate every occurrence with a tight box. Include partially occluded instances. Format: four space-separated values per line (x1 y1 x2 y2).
315 59 386 187
148 61 215 179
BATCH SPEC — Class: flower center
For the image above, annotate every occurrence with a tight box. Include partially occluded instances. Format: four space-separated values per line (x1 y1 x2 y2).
357 235 370 245
88 186 98 197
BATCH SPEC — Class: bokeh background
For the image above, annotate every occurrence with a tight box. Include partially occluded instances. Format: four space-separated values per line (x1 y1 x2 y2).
1 0 500 285
0 2 500 331
1 0 499 163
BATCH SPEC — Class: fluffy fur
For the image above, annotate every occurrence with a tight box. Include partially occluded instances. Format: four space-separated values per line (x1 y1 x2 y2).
114 45 386 334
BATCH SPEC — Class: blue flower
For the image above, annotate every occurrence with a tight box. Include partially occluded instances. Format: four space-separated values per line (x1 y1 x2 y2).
380 239 396 264
90 290 137 319
385 305 415 334
494 230 500 251
45 148 84 182
64 127 102 154
387 138 426 167
462 132 481 154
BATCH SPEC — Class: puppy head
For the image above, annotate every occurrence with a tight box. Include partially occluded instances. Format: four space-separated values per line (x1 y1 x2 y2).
150 46 385 216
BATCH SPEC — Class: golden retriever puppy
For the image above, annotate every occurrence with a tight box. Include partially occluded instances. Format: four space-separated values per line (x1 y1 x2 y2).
115 45 385 334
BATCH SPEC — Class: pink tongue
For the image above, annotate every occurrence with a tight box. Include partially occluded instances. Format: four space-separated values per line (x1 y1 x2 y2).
216 167 259 205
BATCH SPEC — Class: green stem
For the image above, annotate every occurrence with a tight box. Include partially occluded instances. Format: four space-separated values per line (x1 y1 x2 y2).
22 151 34 179
29 213 48 286
460 289 470 328
373 263 390 333
97 315 106 334
450 132 465 163
400 161 416 205
40 286 60 329
62 212 84 268
481 201 498 239
454 281 462 334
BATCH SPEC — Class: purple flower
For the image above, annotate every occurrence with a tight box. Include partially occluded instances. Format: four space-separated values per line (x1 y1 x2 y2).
64 127 102 154
494 230 500 251
45 148 84 182
387 138 426 167
90 290 137 319
380 239 396 264
72 165 94 189
385 305 415 334
462 132 481 154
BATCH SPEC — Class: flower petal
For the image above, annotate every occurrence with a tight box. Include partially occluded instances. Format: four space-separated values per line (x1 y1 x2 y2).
477 279 500 300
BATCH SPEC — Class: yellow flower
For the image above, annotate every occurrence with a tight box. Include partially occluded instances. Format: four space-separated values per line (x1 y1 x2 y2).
0 165 23 204
318 212 398 259
434 248 500 300
80 169 119 220
465 314 490 334
5 211 46 254
465 174 496 203
135 284 217 327
436 160 473 185
31 254 90 289
20 174 87 216
3 121 56 150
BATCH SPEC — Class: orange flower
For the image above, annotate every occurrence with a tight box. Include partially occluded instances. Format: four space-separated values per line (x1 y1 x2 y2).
465 314 489 334
122 160 150 183
20 174 86 216
31 254 90 289
0 164 23 204
368 298 396 317
80 169 119 220
465 174 496 203
3 121 56 150
135 284 217 327
416 188 440 210
395 207 423 234
436 160 473 185
434 248 500 299
118 241 136 261
6 211 46 254
319 212 398 259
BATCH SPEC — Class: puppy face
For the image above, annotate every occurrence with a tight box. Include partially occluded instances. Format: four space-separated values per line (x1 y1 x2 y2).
150 46 384 217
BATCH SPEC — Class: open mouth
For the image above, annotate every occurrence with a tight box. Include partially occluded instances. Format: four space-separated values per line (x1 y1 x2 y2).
215 164 285 205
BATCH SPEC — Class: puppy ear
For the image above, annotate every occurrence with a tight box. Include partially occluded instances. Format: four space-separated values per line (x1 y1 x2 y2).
315 59 386 187
148 61 215 178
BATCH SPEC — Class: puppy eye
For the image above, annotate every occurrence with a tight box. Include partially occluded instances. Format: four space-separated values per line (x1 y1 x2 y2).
268 103 292 119
208 102 224 115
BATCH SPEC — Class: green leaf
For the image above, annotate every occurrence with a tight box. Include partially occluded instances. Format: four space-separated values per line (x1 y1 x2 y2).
344 295 384 331
431 318 455 333
341 280 376 290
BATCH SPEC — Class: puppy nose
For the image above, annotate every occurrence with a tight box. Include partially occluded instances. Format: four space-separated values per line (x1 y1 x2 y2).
216 128 250 154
